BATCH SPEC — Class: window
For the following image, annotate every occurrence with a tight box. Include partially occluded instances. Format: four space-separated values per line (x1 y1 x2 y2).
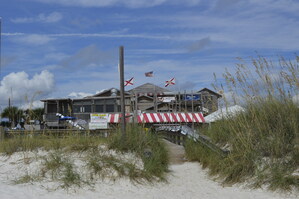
73 105 91 113
73 105 81 113
83 105 91 113
95 105 104 112
105 99 115 104
106 104 115 112
47 104 57 113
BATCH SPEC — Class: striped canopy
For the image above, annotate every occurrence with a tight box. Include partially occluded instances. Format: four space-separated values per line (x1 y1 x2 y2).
108 112 205 123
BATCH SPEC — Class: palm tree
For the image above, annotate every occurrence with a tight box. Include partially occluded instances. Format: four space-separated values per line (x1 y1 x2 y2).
1 106 24 127
25 108 44 123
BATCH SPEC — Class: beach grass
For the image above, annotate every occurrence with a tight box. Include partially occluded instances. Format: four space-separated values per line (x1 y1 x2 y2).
0 126 169 189
107 124 169 181
185 55 299 192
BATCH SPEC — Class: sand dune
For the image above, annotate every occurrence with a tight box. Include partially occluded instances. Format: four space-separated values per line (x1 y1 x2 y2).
0 151 297 199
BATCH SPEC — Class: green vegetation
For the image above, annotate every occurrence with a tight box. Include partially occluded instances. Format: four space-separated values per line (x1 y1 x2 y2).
185 56 299 192
24 107 44 123
1 106 24 127
0 106 43 127
86 150 149 183
0 127 169 189
0 134 105 155
108 125 169 180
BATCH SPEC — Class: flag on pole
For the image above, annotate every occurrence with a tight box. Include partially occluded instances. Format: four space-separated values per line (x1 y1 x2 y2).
125 77 134 86
145 71 153 77
165 78 175 87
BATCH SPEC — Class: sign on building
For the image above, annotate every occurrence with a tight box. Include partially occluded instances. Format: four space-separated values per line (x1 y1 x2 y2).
157 97 175 102
183 94 200 101
89 113 109 129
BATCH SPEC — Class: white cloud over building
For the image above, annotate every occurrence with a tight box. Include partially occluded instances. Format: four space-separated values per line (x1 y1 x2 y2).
0 70 55 108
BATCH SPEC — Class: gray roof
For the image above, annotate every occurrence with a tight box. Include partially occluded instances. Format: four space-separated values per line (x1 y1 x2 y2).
40 98 71 102
129 83 170 94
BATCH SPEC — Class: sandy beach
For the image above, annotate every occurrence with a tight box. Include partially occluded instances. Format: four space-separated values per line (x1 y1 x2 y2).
0 148 297 199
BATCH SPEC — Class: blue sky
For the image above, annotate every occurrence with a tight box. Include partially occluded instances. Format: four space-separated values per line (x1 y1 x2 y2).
0 0 299 109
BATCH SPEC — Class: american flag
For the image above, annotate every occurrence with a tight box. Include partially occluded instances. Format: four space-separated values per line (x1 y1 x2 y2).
145 71 153 77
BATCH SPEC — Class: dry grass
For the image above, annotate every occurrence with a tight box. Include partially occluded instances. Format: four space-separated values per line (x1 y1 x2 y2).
186 55 299 192
1 127 169 189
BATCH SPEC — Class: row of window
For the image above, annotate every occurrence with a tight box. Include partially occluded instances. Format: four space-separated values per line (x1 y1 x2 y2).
73 104 120 113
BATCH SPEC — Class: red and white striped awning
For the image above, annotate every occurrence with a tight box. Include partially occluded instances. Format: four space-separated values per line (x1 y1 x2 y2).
108 112 205 123
108 113 131 123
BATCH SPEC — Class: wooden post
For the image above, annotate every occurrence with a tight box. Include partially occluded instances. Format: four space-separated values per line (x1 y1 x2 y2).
134 90 138 123
119 46 126 137
154 85 157 112
8 98 11 124
178 91 181 112
184 90 187 112
191 90 194 131
0 126 4 140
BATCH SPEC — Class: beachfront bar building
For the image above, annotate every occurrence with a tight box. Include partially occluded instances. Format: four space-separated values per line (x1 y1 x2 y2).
41 83 221 128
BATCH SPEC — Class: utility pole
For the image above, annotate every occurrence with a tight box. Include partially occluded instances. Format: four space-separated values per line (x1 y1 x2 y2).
119 46 126 138
0 17 2 78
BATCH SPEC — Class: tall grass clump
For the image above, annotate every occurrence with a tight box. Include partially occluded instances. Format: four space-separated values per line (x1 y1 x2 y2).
0 128 168 188
186 55 299 192
108 125 169 181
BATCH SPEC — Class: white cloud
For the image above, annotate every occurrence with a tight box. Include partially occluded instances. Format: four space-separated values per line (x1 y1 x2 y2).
4 32 171 41
32 0 202 8
13 34 55 45
2 33 25 36
20 100 44 110
140 1 299 50
67 92 93 99
11 12 63 23
0 70 55 107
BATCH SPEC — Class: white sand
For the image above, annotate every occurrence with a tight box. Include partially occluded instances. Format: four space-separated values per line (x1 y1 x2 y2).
0 152 297 199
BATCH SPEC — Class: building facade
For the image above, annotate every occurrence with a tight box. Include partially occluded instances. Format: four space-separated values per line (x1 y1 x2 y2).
41 83 221 128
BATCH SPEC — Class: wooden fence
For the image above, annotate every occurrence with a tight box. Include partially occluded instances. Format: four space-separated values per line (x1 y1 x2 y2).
0 128 112 138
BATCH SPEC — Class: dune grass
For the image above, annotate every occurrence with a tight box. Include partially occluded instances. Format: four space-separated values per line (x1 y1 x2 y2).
107 124 169 181
0 133 106 155
185 55 299 192
1 126 169 189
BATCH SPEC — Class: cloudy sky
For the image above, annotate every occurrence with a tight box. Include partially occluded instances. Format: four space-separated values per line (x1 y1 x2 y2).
0 0 299 109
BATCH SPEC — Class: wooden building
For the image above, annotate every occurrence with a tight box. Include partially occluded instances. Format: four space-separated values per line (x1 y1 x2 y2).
41 88 131 128
41 83 221 128
128 83 222 114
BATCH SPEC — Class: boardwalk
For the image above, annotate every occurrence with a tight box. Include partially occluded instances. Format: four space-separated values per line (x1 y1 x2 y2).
163 139 186 165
